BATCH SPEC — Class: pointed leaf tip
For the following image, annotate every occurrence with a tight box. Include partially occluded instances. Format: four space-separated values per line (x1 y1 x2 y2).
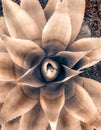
65 80 99 124
19 104 48 130
21 0 46 31
1 35 45 69
54 51 89 68
68 38 101 52
68 0 85 43
42 0 71 49
73 47 101 70
78 77 101 115
55 65 81 83
17 66 45 87
0 52 26 81
0 85 38 124
2 0 41 42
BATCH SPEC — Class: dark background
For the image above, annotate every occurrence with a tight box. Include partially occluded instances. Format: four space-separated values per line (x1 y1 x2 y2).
0 0 101 82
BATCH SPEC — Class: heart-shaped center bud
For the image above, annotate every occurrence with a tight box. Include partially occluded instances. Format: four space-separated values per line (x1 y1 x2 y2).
41 59 60 82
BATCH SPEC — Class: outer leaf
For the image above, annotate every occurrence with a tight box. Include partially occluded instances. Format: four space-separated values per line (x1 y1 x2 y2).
44 0 85 44
17 65 45 87
2 0 41 42
64 78 101 127
68 0 85 43
1 35 45 69
40 85 65 130
0 85 39 124
21 0 46 31
54 51 88 68
42 0 72 51
57 107 81 130
73 47 101 70
77 77 101 115
0 81 16 103
0 52 26 81
19 104 48 130
68 38 101 52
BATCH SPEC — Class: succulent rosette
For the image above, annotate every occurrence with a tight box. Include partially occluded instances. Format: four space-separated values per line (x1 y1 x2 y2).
0 0 101 130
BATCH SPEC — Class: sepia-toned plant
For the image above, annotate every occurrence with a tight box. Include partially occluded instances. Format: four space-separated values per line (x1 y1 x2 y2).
0 0 101 130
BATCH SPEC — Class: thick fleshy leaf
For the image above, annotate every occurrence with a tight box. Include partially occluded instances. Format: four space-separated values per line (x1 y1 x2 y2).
42 0 72 51
73 47 101 70
0 85 39 124
17 65 45 87
64 78 101 127
21 0 46 31
0 81 16 103
44 0 57 20
68 0 85 43
76 77 101 114
68 38 101 52
1 35 45 69
44 0 85 44
0 38 7 52
54 51 88 68
0 52 26 81
19 104 48 130
2 0 41 42
1 117 20 130
55 65 81 83
40 85 65 130
56 107 81 130
0 17 9 35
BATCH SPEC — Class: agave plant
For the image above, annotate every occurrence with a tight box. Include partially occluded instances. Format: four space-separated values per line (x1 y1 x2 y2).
0 0 101 130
